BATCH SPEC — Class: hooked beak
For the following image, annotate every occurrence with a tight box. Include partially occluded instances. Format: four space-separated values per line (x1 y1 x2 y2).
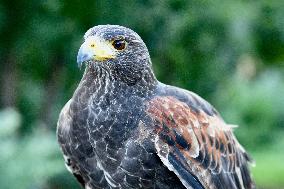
77 36 116 68
77 44 93 68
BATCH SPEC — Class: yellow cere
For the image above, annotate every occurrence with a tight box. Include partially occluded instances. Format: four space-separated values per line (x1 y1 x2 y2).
85 36 116 61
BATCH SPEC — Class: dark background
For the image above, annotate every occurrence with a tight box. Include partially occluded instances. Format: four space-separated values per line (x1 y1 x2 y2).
0 0 283 188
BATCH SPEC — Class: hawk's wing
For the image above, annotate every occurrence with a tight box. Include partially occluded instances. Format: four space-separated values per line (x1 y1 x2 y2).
146 94 255 189
57 99 110 189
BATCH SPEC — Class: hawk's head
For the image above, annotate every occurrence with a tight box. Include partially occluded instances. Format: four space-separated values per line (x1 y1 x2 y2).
77 25 154 85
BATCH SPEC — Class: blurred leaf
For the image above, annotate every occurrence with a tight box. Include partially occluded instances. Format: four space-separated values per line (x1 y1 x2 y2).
0 108 21 137
0 127 75 189
214 67 284 150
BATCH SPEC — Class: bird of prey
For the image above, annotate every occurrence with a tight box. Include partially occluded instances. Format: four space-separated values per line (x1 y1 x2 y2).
57 25 255 189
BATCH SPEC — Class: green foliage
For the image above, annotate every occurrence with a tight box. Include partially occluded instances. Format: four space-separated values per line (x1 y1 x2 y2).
0 0 283 188
0 108 80 189
214 68 284 150
251 141 284 189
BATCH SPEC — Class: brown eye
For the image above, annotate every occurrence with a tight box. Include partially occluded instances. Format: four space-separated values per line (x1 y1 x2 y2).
112 39 126 50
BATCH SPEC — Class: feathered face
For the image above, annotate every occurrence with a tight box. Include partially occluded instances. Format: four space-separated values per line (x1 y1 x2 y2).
77 25 153 84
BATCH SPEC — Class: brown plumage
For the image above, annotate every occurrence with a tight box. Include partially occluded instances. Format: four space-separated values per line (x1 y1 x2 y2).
147 95 255 189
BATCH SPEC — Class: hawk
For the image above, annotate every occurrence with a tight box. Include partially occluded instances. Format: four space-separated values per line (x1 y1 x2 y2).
57 25 255 189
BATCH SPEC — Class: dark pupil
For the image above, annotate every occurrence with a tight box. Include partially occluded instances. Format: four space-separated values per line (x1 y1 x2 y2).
113 40 125 50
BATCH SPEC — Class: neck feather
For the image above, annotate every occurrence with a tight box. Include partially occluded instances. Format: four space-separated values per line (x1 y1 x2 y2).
72 64 158 105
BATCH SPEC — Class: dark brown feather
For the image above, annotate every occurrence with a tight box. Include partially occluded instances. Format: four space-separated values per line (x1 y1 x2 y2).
146 96 255 189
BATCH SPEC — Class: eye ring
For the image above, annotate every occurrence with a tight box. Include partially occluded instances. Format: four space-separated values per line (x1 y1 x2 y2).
112 39 126 50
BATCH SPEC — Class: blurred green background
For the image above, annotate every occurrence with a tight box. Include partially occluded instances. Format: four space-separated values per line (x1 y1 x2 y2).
0 0 283 189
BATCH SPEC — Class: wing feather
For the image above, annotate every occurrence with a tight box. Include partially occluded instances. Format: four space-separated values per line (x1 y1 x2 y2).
57 99 110 189
146 95 255 189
